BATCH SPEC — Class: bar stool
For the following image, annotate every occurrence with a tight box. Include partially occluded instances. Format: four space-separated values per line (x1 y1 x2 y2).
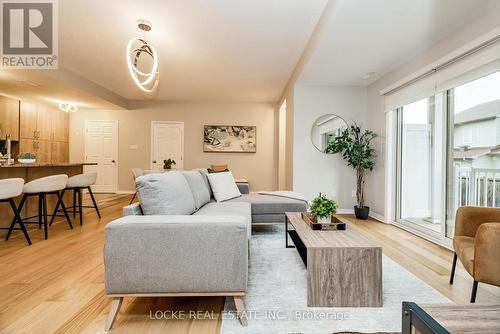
50 172 100 226
1 178 31 245
129 168 144 204
6 174 72 241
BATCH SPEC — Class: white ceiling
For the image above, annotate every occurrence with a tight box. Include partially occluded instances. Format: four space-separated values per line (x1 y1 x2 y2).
0 69 125 110
56 0 327 102
3 0 499 108
298 0 500 86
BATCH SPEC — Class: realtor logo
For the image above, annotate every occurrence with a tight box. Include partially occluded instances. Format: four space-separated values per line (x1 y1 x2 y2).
1 0 58 68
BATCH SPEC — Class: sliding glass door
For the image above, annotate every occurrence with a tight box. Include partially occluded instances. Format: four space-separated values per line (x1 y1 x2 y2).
445 71 500 237
396 70 500 240
396 95 445 235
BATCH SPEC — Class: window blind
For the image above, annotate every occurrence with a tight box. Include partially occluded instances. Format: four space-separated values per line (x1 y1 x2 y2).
382 29 500 111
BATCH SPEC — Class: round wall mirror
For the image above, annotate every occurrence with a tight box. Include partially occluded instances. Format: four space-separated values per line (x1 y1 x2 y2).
310 114 348 154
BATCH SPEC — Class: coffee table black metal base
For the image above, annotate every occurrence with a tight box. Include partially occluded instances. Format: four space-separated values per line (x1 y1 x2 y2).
285 214 295 248
285 215 307 266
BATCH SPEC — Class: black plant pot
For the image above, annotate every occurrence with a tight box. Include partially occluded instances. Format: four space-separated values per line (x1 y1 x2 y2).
354 206 370 220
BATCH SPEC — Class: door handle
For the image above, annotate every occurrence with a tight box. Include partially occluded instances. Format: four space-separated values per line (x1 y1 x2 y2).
152 160 157 163
111 160 116 163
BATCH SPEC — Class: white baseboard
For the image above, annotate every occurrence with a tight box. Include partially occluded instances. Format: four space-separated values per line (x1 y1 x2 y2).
116 190 135 195
338 208 386 223
369 211 385 223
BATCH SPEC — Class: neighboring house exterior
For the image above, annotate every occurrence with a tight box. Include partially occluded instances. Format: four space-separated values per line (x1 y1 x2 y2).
401 99 500 226
453 99 500 208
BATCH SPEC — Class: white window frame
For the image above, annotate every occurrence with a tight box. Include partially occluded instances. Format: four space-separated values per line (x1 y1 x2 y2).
388 97 453 249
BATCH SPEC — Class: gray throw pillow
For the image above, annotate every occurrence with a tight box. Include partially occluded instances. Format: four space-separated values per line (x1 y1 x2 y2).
193 168 213 198
181 171 211 210
136 172 195 215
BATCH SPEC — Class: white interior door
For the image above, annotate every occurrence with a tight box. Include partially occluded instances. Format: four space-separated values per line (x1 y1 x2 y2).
151 121 184 170
85 120 118 193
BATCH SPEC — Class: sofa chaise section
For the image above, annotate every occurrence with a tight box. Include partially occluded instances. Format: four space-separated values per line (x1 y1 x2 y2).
228 193 307 223
194 201 252 238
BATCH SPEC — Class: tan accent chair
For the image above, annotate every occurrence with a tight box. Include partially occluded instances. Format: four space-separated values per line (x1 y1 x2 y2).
449 206 500 302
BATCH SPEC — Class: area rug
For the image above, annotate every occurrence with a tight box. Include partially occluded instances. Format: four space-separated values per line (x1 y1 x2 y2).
221 225 450 334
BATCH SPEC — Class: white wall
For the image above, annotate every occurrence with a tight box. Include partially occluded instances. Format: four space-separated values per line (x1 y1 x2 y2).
70 101 278 192
364 8 500 220
293 85 367 210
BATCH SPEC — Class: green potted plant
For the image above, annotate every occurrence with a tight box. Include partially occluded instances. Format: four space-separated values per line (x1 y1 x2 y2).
163 158 176 170
310 193 337 224
327 123 377 220
17 152 36 164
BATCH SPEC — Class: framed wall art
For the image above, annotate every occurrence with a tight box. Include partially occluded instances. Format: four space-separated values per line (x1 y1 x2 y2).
203 125 256 153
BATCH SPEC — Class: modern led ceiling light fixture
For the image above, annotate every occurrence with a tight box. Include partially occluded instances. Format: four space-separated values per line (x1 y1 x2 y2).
127 19 159 93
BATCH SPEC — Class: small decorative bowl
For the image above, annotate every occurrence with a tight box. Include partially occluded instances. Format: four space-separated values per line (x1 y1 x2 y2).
18 159 36 164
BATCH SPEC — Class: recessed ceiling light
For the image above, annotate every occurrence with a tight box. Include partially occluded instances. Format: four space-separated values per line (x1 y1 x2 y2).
362 72 377 80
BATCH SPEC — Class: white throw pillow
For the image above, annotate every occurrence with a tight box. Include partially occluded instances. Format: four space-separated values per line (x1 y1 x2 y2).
206 171 241 202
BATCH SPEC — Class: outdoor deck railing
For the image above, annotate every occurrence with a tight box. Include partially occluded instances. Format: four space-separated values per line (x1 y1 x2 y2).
455 167 500 208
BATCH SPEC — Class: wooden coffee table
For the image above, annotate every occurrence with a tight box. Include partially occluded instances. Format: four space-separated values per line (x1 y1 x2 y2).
285 212 382 307
402 302 500 333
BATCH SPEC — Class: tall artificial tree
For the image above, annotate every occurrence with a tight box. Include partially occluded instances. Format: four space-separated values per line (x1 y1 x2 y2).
327 124 377 208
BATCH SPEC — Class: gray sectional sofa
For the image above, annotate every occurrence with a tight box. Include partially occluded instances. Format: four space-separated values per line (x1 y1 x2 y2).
103 169 307 330
121 174 307 224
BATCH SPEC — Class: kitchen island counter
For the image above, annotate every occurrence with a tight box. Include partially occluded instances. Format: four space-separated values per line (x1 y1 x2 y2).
0 162 97 230
0 163 97 168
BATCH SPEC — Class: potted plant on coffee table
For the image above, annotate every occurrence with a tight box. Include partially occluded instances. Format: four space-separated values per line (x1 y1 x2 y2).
310 193 337 224
327 123 377 220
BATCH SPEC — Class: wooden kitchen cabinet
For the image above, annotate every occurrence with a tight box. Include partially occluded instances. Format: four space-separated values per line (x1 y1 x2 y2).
20 102 56 141
37 105 54 141
19 138 36 154
19 139 55 163
36 140 52 163
19 139 51 163
52 109 69 142
52 141 69 163
0 96 20 141
18 100 69 163
20 101 38 139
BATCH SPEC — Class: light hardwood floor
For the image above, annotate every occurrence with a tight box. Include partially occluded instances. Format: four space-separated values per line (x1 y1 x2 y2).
0 194 499 333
